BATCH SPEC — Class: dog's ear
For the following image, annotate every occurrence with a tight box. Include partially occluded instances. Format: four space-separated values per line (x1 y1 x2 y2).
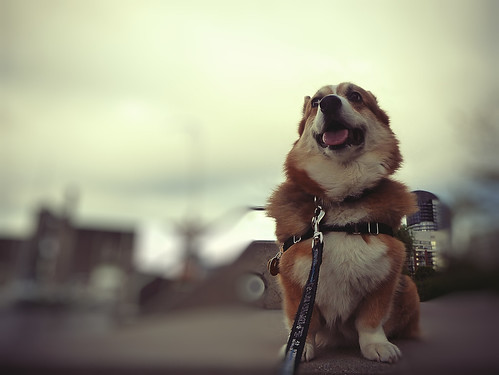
298 96 311 135
302 96 311 113
367 91 378 102
366 91 390 126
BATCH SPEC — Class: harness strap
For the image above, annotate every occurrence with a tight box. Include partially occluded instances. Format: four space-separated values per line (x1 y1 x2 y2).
282 222 393 252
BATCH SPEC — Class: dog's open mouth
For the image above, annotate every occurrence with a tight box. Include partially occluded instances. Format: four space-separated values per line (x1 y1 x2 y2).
316 123 365 150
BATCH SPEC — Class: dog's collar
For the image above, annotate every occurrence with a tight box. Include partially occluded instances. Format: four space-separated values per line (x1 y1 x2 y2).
339 180 385 203
282 222 394 252
342 189 373 203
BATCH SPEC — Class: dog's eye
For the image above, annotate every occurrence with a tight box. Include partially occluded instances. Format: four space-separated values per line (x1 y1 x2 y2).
311 97 321 108
348 91 362 103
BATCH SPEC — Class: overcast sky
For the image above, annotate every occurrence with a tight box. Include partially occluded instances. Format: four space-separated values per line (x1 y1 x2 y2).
1 0 497 273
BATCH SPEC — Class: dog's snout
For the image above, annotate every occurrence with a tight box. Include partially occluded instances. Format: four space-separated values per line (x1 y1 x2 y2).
320 95 342 114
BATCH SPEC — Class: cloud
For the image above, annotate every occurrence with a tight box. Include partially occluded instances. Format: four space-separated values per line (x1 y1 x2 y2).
1 0 497 242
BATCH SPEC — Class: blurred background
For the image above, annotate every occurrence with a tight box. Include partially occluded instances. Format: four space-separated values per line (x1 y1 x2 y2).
0 0 498 374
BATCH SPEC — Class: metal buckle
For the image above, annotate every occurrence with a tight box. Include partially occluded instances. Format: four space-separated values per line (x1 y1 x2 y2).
352 223 361 235
368 222 379 235
293 235 302 244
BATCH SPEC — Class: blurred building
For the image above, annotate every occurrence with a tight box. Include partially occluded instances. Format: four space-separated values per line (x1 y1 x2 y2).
407 190 450 271
140 240 282 312
0 238 26 287
1 207 284 315
0 207 136 310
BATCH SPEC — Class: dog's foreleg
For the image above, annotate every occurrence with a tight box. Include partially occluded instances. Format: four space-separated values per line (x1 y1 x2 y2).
356 320 401 363
278 242 324 362
279 279 322 362
355 276 402 363
355 247 404 363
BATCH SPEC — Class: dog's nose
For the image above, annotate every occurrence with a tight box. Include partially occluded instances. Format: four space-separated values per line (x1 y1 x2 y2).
320 95 342 114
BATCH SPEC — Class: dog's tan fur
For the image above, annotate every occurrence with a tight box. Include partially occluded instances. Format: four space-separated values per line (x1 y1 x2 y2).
267 82 420 363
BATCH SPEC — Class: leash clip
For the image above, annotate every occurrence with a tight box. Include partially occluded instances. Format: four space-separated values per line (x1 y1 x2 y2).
312 197 325 245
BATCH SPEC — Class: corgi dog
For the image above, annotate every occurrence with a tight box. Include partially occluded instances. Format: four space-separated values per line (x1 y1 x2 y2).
267 82 420 363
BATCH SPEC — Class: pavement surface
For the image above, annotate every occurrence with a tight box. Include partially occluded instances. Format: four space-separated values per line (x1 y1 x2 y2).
0 292 498 374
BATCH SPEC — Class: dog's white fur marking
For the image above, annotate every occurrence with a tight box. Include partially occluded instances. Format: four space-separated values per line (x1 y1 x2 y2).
328 84 338 93
357 324 401 363
288 234 392 362
300 153 388 201
292 234 391 324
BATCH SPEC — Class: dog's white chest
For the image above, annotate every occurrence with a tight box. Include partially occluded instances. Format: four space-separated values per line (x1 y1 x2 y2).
292 233 391 324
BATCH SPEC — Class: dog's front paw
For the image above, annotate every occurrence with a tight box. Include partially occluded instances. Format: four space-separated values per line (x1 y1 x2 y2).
361 342 401 363
279 341 316 362
302 341 316 362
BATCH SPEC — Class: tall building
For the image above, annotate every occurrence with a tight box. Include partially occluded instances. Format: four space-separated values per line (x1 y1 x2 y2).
407 190 441 231
407 190 450 271
1 207 136 306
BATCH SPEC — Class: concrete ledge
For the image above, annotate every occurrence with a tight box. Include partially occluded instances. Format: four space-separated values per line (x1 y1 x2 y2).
0 292 498 374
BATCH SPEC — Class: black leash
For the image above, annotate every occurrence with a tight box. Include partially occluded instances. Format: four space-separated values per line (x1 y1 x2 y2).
280 200 325 375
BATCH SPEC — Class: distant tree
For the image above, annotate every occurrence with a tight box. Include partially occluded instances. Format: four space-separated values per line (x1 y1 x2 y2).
414 266 436 281
394 224 414 275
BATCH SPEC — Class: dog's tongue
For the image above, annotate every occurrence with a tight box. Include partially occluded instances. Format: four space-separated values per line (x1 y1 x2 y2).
322 129 349 146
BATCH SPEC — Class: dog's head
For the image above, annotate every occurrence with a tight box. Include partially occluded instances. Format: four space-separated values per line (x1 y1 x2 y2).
285 82 402 201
